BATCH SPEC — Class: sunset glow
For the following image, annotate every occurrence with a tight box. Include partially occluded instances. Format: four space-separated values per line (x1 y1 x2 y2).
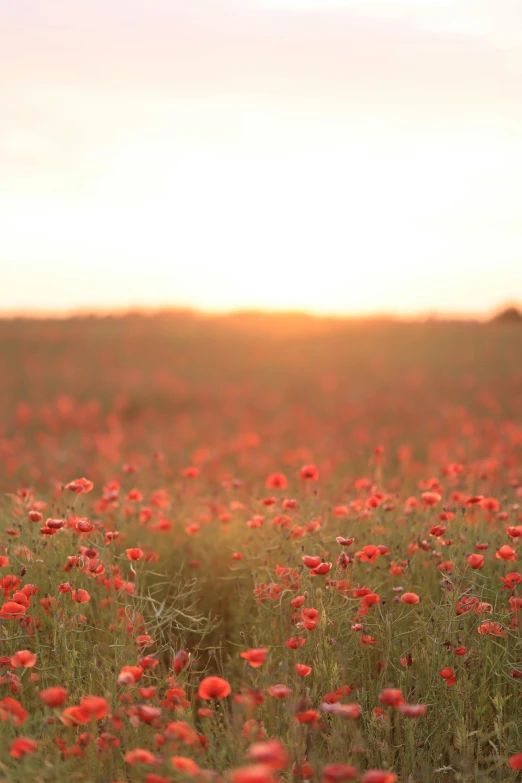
2 0 522 315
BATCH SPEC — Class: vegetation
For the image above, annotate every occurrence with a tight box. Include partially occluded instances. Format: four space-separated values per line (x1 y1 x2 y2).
0 313 521 783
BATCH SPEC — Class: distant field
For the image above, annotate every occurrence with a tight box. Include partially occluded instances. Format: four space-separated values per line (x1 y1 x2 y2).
0 314 521 783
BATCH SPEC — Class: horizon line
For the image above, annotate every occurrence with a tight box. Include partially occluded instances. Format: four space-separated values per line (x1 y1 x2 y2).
0 301 521 323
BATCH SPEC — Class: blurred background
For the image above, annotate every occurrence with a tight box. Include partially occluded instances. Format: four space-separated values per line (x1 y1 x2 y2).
1 0 522 318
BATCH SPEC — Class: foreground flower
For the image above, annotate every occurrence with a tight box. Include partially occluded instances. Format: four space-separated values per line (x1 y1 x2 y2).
361 772 397 783
0 697 28 726
496 545 516 562
321 764 358 782
198 676 231 700
401 591 420 605
231 765 277 783
125 748 156 765
240 648 269 668
379 689 404 708
9 737 38 758
467 554 484 569
65 477 94 493
71 589 90 604
267 684 291 699
40 686 68 708
10 649 37 668
477 622 507 638
171 757 200 775
439 668 457 687
398 704 427 717
247 740 289 770
508 753 522 771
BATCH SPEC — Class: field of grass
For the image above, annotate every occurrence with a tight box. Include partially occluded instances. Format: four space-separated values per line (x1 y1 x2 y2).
0 312 521 783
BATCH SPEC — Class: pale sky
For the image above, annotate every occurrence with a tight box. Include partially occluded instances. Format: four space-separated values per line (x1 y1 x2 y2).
1 0 522 315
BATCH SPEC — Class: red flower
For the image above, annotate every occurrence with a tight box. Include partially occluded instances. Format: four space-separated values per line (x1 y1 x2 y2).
508 753 522 771
265 473 287 490
0 697 28 726
231 765 276 783
173 649 190 674
10 649 37 668
361 772 397 783
336 537 355 546
171 757 200 775
0 601 27 619
295 709 320 723
126 548 144 561
400 592 420 605
422 491 442 506
65 477 94 494
439 668 457 686
379 689 404 708
496 545 516 562
181 466 199 479
300 464 319 481
467 554 484 569
302 555 321 569
71 589 90 604
241 648 268 668
477 622 507 637
361 635 376 646
267 684 291 699
9 737 38 758
398 704 427 717
40 686 68 708
321 764 358 782
125 748 157 764
198 676 231 700
312 562 332 576
295 664 312 677
247 740 289 770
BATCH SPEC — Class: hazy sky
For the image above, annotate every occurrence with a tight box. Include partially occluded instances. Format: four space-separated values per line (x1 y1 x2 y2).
1 0 522 315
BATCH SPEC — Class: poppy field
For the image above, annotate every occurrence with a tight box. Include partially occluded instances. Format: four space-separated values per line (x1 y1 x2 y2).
0 312 521 783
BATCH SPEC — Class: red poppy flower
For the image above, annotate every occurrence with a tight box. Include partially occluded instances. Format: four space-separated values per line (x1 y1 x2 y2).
422 491 442 506
508 753 522 771
379 689 404 708
400 592 420 605
300 464 319 481
467 554 484 569
496 545 516 562
302 556 321 569
361 772 397 783
398 704 427 717
126 548 144 561
321 764 358 782
295 664 312 677
65 478 94 494
10 649 37 668
0 697 28 726
40 686 68 708
267 684 291 699
71 589 90 604
125 748 157 764
0 601 27 619
477 622 507 637
171 757 200 775
336 537 355 546
247 739 289 770
231 765 276 783
265 473 287 490
9 737 38 758
241 648 268 668
198 676 231 700
295 709 320 723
